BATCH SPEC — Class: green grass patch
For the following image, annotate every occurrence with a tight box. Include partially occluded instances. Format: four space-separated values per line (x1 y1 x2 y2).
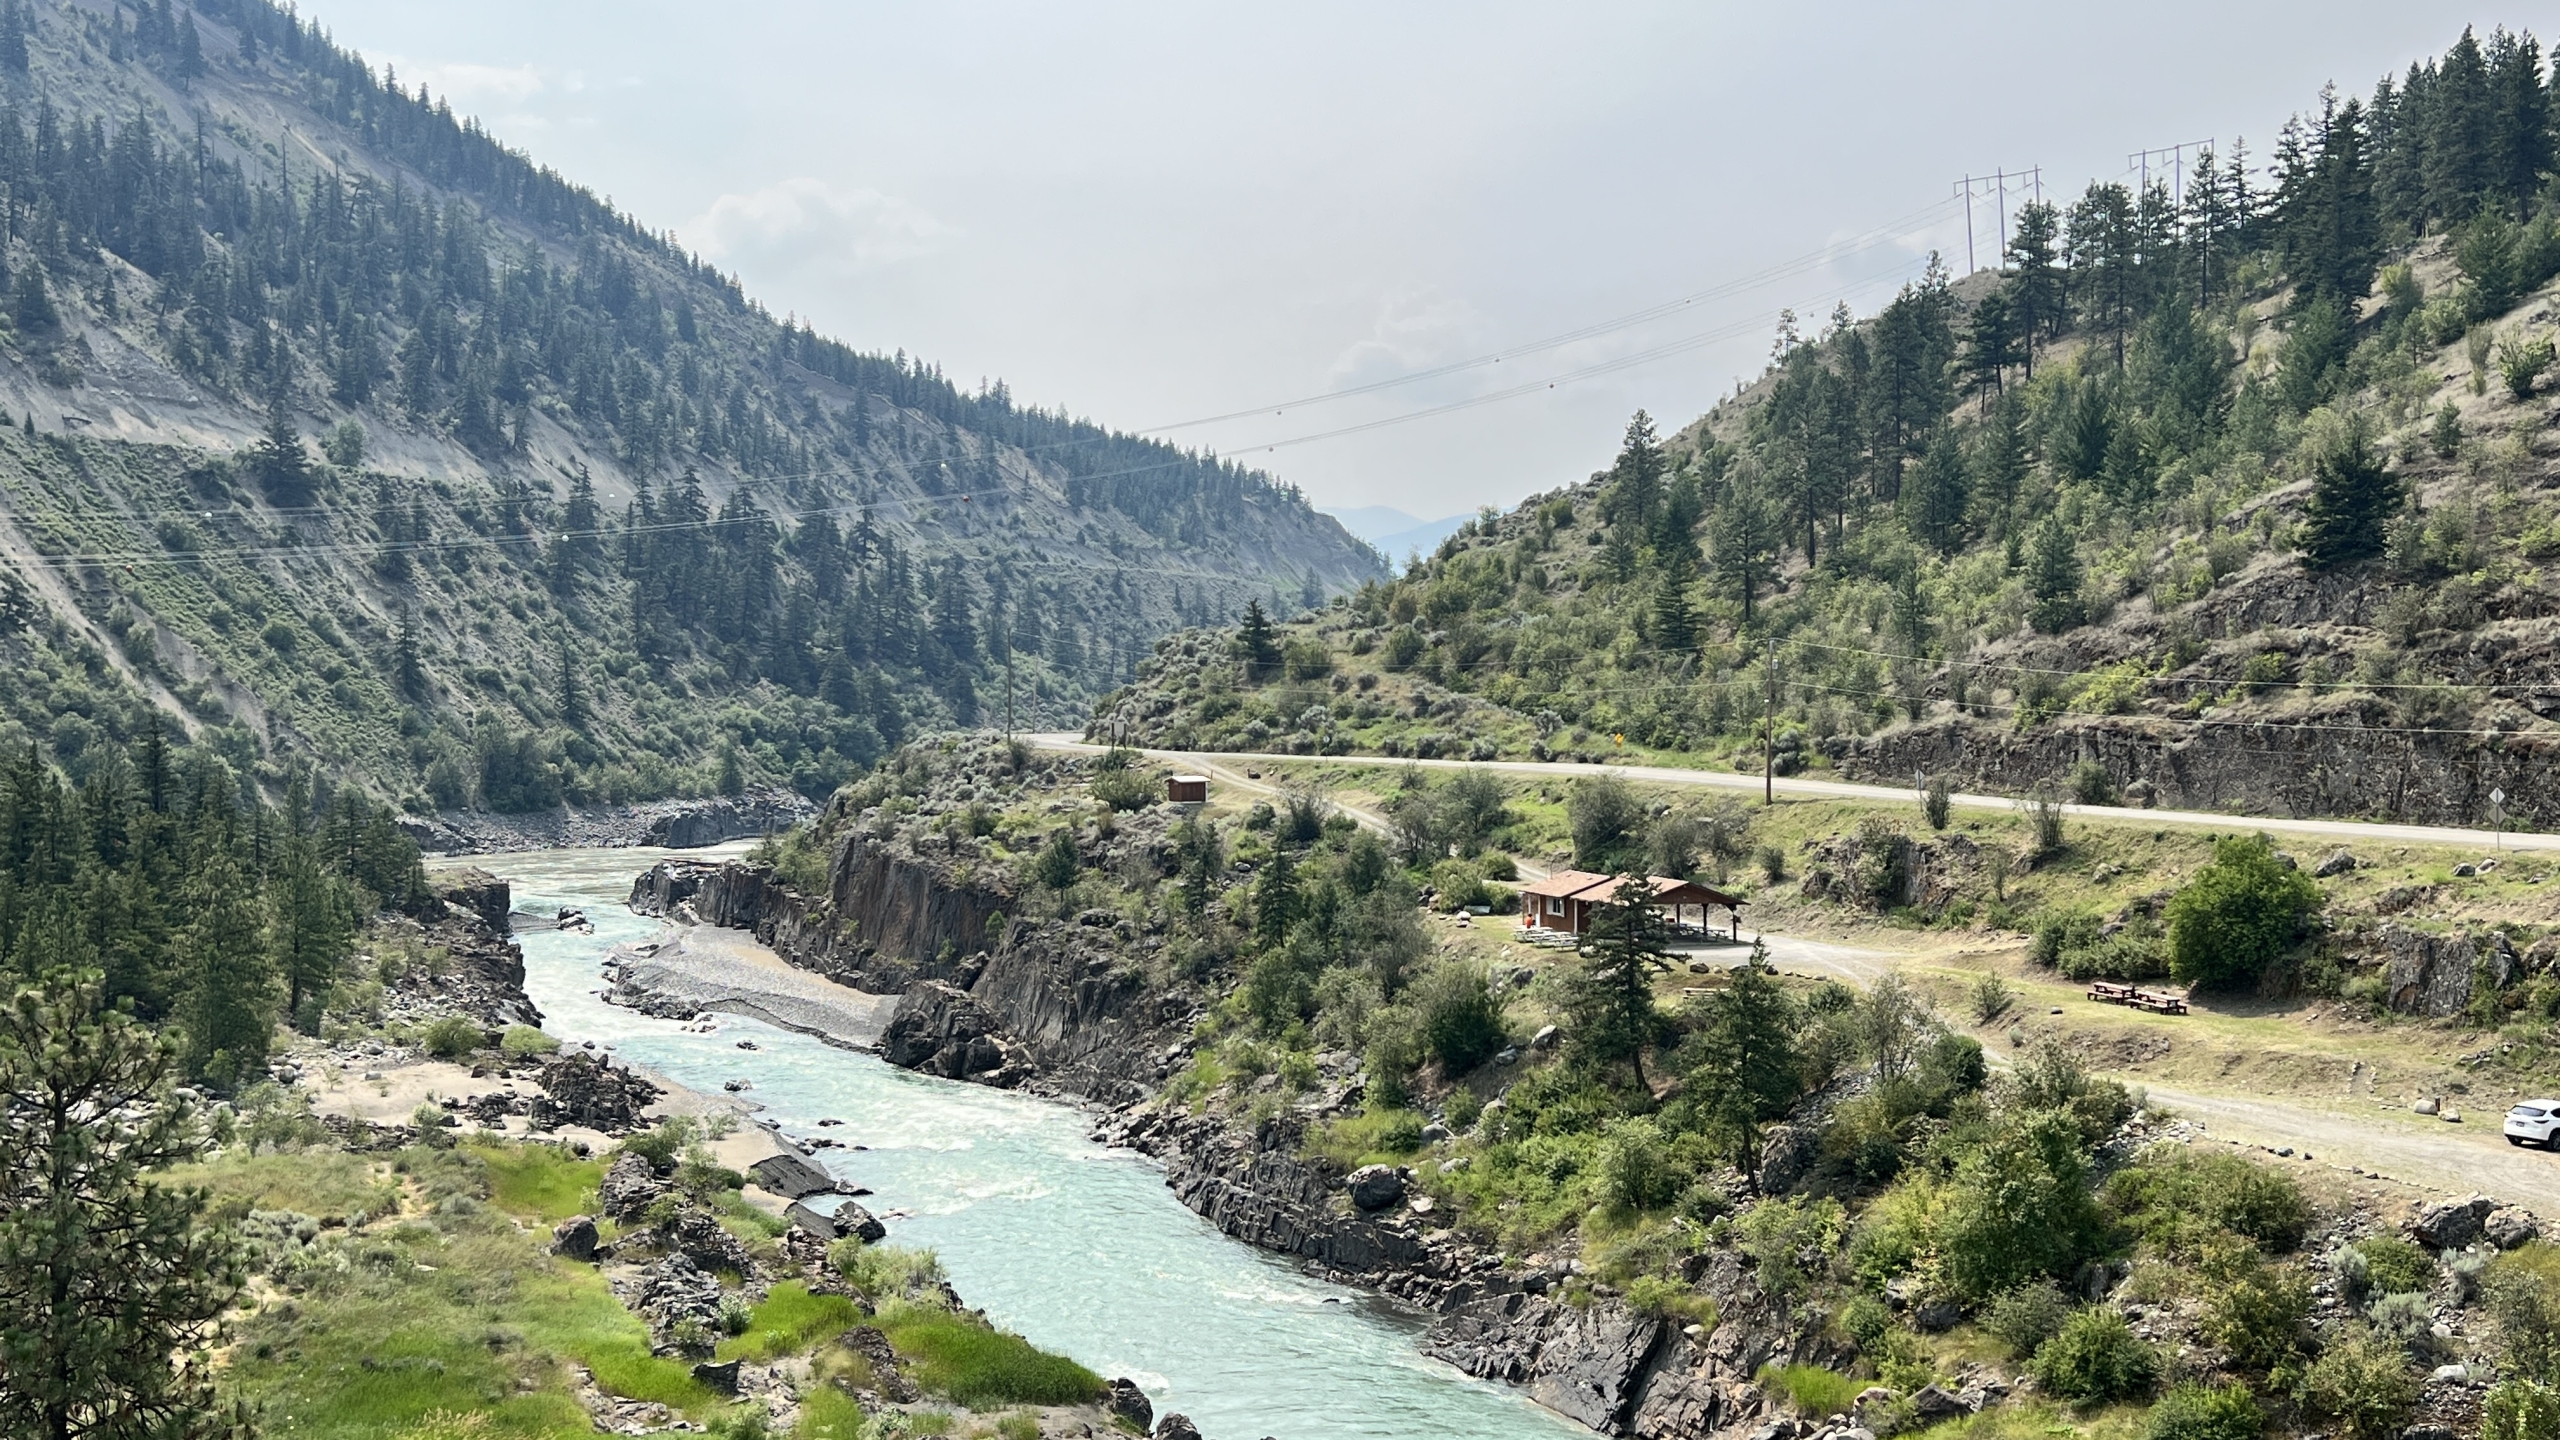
878 1303 1106 1409
1303 1106 1427 1169
174 1148 401 1222
468 1140 602 1223
793 1386 870 1439
220 1144 719 1438
718 1282 868 1362
1757 1363 1862 1418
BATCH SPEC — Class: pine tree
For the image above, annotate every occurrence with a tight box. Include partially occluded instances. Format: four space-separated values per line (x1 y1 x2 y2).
1600 410 1665 537
12 264 57 335
393 606 426 700
2300 422 2400 570
556 626 585 728
1967 399 2027 538
271 818 351 1032
1711 476 1779 621
2003 201 2066 374
251 369 315 508
0 970 254 1440
181 853 274 1090
1679 944 1800 1181
1962 288 2017 404
1902 431 1969 554
1233 598 1280 681
2027 517 2085 634
1650 547 1699 655
1252 845 1300 947
1570 877 1673 1088
0 2 28 75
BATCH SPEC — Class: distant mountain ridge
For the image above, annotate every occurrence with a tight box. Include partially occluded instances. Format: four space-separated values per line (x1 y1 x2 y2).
0 0 1383 812
1322 504 1469 562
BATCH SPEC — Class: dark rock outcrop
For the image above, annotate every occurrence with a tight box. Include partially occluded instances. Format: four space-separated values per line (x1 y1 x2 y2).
1108 1378 1154 1431
2408 1194 2499 1249
2374 926 2519 1017
1154 1417 1202 1440
881 981 1033 1085
438 867 514 937
691 1358 742 1393
530 1052 663 1133
598 1154 668 1222
1346 1164 1406 1211
551 1214 599 1261
748 1153 837 1199
785 1196 888 1245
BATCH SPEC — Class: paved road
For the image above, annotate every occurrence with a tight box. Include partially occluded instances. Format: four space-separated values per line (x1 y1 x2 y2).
1028 735 2549 855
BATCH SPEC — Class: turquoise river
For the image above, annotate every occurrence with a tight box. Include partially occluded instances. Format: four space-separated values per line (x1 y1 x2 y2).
490 845 1588 1440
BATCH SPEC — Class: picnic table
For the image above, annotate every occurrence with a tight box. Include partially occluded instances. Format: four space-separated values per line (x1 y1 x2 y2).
2086 980 2189 1014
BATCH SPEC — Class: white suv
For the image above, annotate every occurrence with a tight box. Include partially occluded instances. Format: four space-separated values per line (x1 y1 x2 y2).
2506 1100 2560 1148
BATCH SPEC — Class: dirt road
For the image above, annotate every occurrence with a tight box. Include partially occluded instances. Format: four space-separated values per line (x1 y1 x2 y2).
1027 735 2551 855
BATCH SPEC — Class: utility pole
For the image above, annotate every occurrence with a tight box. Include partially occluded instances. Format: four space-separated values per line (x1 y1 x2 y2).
1762 638 1776 806
1953 175 1976 273
1955 171 2032 274
1004 632 1016 741
2128 140 2212 203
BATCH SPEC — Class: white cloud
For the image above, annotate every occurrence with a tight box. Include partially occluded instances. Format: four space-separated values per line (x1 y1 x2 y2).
1327 291 1491 389
683 178 953 275
395 60 549 107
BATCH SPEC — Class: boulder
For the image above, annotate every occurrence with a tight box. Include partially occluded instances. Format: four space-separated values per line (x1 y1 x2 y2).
437 867 513 936
748 1153 836 1199
2315 849 2360 878
880 980 1029 1085
1154 1417 1203 1440
691 1359 741 1394
550 1214 599 1262
839 1326 918 1403
634 1253 725 1337
2379 925 2519 1017
1854 1386 1899 1408
2488 1206 2541 1250
2408 1195 2499 1250
530 1051 663 1133
1909 1385 1974 1420
1757 1123 1819 1196
1107 1377 1154 1431
598 1154 668 1222
1346 1164 1406 1211
786 1196 889 1245
1530 1024 1560 1050
1911 1297 1963 1332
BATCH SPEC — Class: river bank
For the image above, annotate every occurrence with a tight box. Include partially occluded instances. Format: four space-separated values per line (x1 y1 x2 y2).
398 785 816 856
483 843 1592 1439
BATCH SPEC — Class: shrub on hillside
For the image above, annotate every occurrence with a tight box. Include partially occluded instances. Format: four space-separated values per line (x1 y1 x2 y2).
422 1015 482 1059
2030 1307 2157 1402
2104 1146 2312 1255
1983 1280 2073 1357
2146 1383 2265 1440
2165 834 2321 989
2300 1326 2418 1440
2484 1379 2560 1440
1410 961 1506 1073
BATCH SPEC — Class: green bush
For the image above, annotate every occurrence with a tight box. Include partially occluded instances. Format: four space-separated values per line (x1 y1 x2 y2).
2165 834 2321 989
2146 1382 2265 1440
1983 1280 2073 1357
1410 961 1506 1073
1030 827 1081 889
2352 1235 2435 1298
499 1025 561 1061
829 1242 948 1304
2104 1147 2312 1255
421 1015 483 1059
1596 1116 1680 1214
1090 766 1156 812
2202 1260 2310 1373
2030 1307 2157 1402
2299 1326 2417 1440
1937 1110 2103 1303
2484 1379 2560 1440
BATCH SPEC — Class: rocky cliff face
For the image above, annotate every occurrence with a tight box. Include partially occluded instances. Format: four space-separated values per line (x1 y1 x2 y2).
1837 711 2558 832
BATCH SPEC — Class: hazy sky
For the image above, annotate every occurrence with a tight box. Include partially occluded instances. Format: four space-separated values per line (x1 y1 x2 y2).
315 2 2498 520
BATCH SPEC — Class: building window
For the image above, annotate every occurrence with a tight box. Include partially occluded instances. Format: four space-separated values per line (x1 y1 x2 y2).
1546 897 1563 915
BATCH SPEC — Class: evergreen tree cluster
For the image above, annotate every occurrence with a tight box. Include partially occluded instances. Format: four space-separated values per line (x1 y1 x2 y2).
0 728 419 1090
1116 23 2558 775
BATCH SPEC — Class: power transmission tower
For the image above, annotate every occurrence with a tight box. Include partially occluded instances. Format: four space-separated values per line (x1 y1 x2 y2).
2127 139 2213 202
1953 169 2036 273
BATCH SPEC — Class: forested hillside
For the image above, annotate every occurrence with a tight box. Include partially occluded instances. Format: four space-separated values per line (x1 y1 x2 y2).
1096 25 2560 832
0 0 1381 814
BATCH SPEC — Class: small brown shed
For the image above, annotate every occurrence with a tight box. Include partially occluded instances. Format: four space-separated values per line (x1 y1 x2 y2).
1167 774 1210 804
